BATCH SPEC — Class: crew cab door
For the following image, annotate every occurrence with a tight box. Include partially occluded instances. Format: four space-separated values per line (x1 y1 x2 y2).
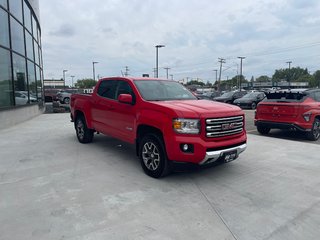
91 79 136 143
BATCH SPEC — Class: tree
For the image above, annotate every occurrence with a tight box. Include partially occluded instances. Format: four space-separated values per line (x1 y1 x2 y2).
272 67 309 83
256 75 271 82
314 70 320 88
75 79 97 89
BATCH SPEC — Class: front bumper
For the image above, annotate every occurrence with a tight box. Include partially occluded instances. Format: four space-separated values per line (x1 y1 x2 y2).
199 143 247 165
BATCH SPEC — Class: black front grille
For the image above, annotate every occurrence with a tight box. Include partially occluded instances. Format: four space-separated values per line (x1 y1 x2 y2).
206 116 244 138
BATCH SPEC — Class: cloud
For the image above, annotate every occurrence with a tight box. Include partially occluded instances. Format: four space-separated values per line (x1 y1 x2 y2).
40 0 320 81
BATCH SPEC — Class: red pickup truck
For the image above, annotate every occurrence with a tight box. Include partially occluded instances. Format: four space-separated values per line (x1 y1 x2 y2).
70 77 247 178
255 88 320 141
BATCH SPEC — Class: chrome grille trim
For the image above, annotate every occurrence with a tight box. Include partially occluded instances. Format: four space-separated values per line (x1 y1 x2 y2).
206 116 244 138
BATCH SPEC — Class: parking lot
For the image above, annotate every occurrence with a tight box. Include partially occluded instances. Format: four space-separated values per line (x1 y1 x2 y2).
0 113 319 240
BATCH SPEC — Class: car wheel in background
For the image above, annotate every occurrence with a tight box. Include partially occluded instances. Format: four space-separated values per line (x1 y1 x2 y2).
64 97 70 104
139 133 171 178
306 118 320 141
257 125 271 135
75 116 94 143
251 102 257 110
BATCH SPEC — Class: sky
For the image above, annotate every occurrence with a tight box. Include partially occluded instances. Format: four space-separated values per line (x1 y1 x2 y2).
39 0 320 85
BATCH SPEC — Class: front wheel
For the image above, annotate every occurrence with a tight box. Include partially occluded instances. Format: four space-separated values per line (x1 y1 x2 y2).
139 134 171 178
75 116 94 143
64 97 70 104
257 125 270 135
306 118 320 141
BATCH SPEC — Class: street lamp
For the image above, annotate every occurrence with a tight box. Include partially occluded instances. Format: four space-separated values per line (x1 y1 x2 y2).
71 75 75 88
63 69 68 88
155 45 165 78
92 61 99 81
286 61 292 87
238 57 245 90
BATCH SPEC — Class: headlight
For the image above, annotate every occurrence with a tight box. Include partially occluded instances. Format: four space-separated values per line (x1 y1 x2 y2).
173 119 200 134
303 112 312 122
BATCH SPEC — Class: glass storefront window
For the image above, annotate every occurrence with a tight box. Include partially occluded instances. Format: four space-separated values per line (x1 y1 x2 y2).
25 31 34 61
0 0 8 9
10 16 25 55
32 15 38 42
34 40 39 65
9 0 23 23
0 9 10 48
12 53 27 105
0 48 13 108
23 1 31 32
36 66 43 101
27 60 37 102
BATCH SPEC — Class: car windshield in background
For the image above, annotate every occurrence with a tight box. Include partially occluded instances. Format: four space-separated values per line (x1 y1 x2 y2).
220 91 235 98
264 90 307 102
134 80 197 101
243 92 261 98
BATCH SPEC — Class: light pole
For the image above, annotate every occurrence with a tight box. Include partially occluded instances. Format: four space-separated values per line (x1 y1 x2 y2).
164 67 170 79
63 69 68 88
155 45 165 78
238 57 245 90
71 75 75 88
286 61 292 87
92 61 99 81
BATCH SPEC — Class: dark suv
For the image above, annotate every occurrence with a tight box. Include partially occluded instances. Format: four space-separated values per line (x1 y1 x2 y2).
254 89 320 141
214 90 247 104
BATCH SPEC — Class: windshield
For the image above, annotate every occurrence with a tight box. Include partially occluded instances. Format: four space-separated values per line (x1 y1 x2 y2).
264 91 307 103
243 92 261 98
220 92 235 98
134 80 197 101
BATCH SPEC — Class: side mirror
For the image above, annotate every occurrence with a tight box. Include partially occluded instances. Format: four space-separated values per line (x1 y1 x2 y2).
118 94 133 105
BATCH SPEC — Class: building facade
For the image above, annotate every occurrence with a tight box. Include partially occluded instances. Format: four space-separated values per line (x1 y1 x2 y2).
0 0 44 129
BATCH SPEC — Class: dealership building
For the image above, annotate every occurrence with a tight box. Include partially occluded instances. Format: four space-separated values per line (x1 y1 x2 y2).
0 0 44 130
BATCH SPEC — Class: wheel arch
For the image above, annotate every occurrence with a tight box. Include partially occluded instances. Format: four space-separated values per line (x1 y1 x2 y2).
136 125 164 156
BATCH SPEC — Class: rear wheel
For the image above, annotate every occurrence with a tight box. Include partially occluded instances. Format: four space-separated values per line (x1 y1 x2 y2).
75 116 94 143
139 134 171 178
251 102 257 110
257 125 270 135
306 118 320 141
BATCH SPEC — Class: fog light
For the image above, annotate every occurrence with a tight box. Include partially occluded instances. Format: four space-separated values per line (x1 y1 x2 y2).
180 143 194 153
183 144 189 151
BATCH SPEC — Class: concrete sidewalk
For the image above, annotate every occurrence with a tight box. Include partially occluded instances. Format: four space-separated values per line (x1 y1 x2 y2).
0 113 319 240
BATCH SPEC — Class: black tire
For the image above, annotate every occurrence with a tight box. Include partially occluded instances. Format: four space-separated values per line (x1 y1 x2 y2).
139 134 171 178
64 97 70 104
257 125 270 135
75 116 94 143
306 118 320 141
251 102 257 110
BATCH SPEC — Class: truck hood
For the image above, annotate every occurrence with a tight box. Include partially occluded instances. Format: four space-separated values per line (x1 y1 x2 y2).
150 99 243 118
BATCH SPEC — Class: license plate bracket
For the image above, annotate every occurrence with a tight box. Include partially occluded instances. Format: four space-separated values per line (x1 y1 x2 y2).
222 150 238 163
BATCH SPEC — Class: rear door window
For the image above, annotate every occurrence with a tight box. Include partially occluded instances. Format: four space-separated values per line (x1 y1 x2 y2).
97 80 117 99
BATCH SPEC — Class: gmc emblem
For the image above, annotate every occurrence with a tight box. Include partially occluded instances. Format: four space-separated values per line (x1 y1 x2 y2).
221 123 235 130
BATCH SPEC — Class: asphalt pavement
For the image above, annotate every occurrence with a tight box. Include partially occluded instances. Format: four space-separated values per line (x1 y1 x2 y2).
0 113 319 240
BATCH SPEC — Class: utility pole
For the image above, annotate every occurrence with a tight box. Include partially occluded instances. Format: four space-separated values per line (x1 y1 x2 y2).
238 57 245 90
63 69 68 89
218 58 225 92
124 66 129 76
286 61 292 87
213 69 218 89
164 67 170 79
92 61 98 81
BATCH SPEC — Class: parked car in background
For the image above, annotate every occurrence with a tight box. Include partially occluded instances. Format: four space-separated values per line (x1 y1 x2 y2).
214 90 247 104
233 91 265 109
15 91 37 105
255 88 320 141
44 89 62 102
57 89 79 104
